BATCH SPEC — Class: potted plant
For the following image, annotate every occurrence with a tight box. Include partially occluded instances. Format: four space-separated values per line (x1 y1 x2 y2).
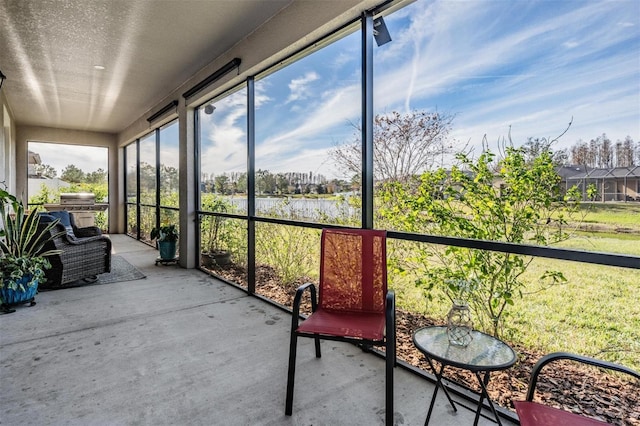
150 224 178 260
200 199 231 268
1 188 64 313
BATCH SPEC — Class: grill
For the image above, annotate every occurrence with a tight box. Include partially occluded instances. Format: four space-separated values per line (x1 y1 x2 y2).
44 193 108 228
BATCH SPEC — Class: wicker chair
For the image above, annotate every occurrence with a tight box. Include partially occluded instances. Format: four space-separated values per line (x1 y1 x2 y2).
38 211 111 289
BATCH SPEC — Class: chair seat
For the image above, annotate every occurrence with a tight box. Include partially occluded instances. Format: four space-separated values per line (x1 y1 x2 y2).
297 308 386 341
514 401 607 426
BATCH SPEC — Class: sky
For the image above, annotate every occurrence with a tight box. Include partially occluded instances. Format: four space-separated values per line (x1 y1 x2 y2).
199 0 640 181
31 0 640 180
29 142 108 176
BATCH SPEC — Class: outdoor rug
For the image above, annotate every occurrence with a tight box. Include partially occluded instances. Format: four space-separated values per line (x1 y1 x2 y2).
95 255 146 285
41 255 146 290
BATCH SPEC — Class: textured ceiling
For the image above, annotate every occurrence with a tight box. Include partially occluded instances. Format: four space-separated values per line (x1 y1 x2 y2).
0 0 292 133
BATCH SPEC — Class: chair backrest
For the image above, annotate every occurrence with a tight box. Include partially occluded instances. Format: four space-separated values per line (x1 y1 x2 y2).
41 211 75 237
319 228 387 314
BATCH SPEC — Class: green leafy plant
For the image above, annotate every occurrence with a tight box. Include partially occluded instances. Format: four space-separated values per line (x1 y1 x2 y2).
198 196 249 268
201 197 229 255
150 224 178 242
254 200 318 286
445 277 479 305
1 188 64 294
379 146 584 337
1 255 53 291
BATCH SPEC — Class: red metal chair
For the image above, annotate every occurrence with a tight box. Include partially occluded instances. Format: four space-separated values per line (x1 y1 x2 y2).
514 352 640 426
285 228 396 425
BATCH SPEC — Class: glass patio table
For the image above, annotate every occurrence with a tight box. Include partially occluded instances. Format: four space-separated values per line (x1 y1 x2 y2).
413 326 517 426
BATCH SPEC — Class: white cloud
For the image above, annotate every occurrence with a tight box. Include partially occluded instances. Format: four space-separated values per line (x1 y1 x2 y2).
373 0 639 149
200 90 248 176
286 71 320 103
258 83 359 154
197 0 639 176
28 142 108 175
563 41 580 49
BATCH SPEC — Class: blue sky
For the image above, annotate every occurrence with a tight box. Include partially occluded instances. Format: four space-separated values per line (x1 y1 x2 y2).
35 0 640 181
200 0 639 181
379 0 640 151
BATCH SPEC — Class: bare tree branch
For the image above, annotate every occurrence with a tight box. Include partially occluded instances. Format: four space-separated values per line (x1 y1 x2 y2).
330 110 455 183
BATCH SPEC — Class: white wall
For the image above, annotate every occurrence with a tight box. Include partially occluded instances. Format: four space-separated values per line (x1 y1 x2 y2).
1 91 16 197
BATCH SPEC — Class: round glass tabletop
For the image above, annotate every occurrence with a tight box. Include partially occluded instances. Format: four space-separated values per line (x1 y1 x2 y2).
413 326 517 371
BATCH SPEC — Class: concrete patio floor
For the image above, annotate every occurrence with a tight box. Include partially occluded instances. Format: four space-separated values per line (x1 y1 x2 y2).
1 234 518 426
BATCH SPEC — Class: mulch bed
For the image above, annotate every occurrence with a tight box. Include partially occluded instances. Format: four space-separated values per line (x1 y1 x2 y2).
209 263 640 425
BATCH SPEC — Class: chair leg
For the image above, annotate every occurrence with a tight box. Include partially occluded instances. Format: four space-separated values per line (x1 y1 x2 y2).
386 291 396 426
385 336 395 426
285 332 298 415
314 335 321 358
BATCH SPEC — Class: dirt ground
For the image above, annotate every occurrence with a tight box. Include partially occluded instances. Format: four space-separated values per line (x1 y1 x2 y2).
210 263 640 425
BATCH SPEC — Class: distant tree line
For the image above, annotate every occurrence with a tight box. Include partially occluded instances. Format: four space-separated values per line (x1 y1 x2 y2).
200 170 353 196
516 135 638 170
33 163 108 184
568 135 638 168
128 163 354 197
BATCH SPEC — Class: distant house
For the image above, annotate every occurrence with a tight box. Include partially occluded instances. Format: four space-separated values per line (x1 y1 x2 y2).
558 165 640 202
28 177 71 200
27 150 70 200
27 151 43 178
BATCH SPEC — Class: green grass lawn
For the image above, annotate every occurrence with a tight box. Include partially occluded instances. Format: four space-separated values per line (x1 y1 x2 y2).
512 250 639 369
575 202 640 231
389 225 640 370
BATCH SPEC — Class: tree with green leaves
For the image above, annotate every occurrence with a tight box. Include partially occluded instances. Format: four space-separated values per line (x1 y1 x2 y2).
85 168 107 184
275 173 289 195
214 174 229 195
379 146 586 338
28 183 56 205
60 164 85 183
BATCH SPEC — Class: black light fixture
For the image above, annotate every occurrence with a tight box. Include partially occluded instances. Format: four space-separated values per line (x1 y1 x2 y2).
373 17 392 47
147 100 179 123
0 69 6 90
183 58 241 99
204 104 216 115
